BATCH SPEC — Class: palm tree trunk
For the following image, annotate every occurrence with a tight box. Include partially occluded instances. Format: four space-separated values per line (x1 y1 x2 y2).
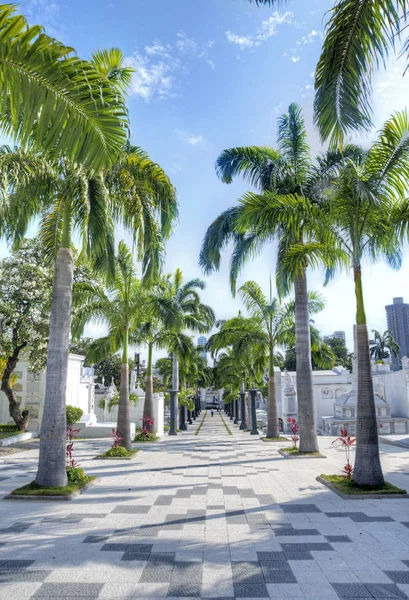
170 353 179 432
266 344 279 438
36 246 74 487
143 342 154 434
353 266 384 486
295 270 319 453
117 329 132 451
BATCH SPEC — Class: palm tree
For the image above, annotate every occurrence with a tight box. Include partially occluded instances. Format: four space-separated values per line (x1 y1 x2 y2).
163 269 215 434
200 103 347 452
245 0 409 147
369 330 400 361
282 110 409 485
0 5 128 170
0 138 176 485
72 242 144 451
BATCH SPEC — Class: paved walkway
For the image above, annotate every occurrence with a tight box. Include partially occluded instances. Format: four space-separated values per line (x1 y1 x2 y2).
0 412 409 599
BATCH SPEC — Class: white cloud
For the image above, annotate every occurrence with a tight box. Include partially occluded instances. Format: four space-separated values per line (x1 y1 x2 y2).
257 12 294 40
296 29 322 46
273 103 283 113
291 56 300 63
124 53 177 102
125 31 215 102
225 11 293 50
225 31 257 49
175 129 204 145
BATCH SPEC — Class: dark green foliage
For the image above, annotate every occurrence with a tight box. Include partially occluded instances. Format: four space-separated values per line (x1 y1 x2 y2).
104 446 131 457
10 477 95 496
66 406 83 426
134 429 158 442
324 336 353 371
66 466 87 484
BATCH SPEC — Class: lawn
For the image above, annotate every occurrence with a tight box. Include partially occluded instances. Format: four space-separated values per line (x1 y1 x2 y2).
320 474 407 495
10 476 96 497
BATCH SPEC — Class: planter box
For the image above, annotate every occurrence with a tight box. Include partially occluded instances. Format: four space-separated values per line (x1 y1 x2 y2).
4 478 98 502
0 432 36 447
316 475 409 499
278 449 326 459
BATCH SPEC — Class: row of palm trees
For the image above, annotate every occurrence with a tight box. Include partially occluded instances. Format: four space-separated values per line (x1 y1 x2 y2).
200 102 409 487
72 251 214 448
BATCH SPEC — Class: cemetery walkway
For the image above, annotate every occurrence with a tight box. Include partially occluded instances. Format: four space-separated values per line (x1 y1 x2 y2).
0 412 409 598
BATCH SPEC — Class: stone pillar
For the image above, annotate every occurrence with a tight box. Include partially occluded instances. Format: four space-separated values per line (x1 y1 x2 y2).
249 389 258 435
168 390 178 436
240 391 247 430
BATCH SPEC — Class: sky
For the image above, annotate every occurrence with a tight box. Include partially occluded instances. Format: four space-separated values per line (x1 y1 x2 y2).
2 0 409 356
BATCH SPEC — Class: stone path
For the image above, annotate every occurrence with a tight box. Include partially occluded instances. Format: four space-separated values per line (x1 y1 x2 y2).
0 413 409 598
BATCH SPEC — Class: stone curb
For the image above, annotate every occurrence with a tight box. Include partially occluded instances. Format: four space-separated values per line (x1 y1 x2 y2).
278 449 326 459
3 478 98 502
316 475 409 499
379 436 409 449
261 437 290 443
0 432 36 447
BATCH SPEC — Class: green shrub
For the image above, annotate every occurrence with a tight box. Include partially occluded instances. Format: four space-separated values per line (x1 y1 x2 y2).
104 446 130 457
66 466 86 484
134 430 158 442
66 406 83 426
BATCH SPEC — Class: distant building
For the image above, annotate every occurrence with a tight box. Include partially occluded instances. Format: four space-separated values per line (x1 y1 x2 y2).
386 297 409 370
333 331 346 341
197 336 208 360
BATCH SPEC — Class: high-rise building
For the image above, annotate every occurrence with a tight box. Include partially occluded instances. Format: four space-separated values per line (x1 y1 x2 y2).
197 336 208 360
385 297 409 370
333 331 346 341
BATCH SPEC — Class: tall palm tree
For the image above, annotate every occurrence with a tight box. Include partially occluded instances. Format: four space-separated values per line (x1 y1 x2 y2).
0 5 128 170
0 139 176 485
163 269 215 434
239 281 328 437
245 0 409 147
283 110 409 485
369 330 400 361
200 103 347 452
72 242 144 451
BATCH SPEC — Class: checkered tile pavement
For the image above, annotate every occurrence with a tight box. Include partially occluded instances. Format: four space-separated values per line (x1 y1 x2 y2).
0 414 409 598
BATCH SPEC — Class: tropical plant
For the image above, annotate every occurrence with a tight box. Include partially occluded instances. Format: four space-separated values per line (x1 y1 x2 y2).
161 269 215 433
287 417 300 450
200 103 350 452
308 110 409 486
0 239 52 430
0 133 176 485
0 5 129 170
246 0 409 147
66 406 83 427
332 428 356 480
369 329 400 361
72 242 145 452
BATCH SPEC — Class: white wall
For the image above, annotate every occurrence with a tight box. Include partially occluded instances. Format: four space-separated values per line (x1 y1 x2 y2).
94 393 165 435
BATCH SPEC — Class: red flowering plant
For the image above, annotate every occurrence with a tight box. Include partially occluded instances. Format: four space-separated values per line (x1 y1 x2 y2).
134 416 157 442
110 428 123 449
287 417 300 449
66 425 87 484
332 428 356 479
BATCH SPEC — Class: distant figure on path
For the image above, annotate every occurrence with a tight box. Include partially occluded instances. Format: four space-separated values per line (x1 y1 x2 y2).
211 409 214 417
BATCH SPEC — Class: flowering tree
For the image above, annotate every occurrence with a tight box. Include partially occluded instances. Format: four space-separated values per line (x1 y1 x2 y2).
332 428 356 479
0 240 52 430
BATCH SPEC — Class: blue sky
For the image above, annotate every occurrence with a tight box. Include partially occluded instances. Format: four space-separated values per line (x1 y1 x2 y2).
3 0 409 353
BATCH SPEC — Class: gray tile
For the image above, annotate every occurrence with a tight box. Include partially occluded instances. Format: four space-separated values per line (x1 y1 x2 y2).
101 543 129 552
33 583 104 597
306 543 334 551
365 583 408 598
0 560 35 570
257 552 287 563
233 583 269 597
332 583 373 598
140 566 173 582
384 571 409 583
82 536 109 544
112 505 151 514
0 570 50 582
284 552 313 561
231 562 264 584
121 552 151 561
325 536 352 543
261 566 296 583
167 583 201 597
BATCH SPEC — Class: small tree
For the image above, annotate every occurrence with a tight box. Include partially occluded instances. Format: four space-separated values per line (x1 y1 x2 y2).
0 240 52 431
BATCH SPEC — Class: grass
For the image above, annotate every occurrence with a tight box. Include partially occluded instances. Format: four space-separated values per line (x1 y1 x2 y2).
195 411 207 435
262 436 289 442
10 476 96 497
320 474 407 495
282 447 323 455
98 448 139 458
220 413 232 436
0 424 20 440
